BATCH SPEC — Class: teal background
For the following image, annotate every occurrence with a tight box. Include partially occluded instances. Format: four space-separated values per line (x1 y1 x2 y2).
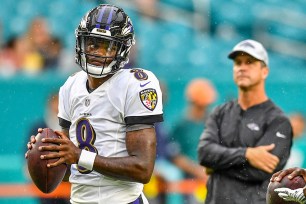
0 0 305 203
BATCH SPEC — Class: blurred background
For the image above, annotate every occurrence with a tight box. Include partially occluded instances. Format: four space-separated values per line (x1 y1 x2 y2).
0 0 306 203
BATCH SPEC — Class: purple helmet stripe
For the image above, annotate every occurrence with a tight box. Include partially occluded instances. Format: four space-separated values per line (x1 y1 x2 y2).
105 6 114 30
96 6 107 28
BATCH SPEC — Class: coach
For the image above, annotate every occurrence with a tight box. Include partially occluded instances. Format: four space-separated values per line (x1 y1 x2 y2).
198 39 293 204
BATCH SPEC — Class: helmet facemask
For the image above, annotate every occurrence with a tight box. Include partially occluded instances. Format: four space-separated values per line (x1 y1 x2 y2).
76 33 129 77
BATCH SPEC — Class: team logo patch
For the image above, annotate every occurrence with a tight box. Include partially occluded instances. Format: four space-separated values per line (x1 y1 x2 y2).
139 88 158 111
247 123 260 131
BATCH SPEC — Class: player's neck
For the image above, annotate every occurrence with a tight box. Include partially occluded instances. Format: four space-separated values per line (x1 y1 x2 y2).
87 75 113 91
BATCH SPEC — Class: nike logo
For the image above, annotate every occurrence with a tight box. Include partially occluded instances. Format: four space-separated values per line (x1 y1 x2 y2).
276 132 286 139
140 81 151 87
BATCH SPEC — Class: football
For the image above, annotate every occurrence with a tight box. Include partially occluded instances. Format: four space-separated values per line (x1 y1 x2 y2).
266 175 306 204
27 128 67 193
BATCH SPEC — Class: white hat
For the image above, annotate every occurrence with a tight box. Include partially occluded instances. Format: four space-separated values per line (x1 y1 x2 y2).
228 39 269 66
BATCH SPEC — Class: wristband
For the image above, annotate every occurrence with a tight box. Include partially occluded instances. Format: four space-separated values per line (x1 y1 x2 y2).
78 150 97 170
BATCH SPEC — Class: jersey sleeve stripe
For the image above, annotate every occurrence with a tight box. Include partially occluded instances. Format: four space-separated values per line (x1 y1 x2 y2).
125 114 163 125
58 117 72 129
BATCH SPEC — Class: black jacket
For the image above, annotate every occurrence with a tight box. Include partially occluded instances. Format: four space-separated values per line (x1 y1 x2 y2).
198 100 293 204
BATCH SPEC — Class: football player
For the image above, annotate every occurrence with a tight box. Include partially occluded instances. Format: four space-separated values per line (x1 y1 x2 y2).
26 4 163 204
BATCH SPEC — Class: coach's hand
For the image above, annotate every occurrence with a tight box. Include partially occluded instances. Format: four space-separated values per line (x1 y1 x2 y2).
245 144 279 173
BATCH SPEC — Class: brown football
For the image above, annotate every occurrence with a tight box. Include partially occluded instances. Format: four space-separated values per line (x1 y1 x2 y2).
266 175 306 204
27 128 67 193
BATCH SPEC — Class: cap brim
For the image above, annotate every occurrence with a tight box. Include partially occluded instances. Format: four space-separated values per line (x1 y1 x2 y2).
228 51 240 59
228 50 261 61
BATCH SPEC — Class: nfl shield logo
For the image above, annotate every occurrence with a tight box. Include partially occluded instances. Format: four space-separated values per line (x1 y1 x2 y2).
139 88 158 111
85 98 90 107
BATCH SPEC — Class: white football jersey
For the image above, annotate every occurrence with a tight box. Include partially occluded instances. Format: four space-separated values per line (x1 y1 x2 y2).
58 68 163 203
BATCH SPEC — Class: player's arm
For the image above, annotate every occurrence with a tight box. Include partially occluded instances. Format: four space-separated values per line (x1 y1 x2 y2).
40 126 156 184
92 126 156 183
198 106 247 171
